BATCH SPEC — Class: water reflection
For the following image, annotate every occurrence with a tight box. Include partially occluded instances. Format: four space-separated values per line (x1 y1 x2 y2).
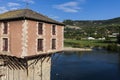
51 49 120 80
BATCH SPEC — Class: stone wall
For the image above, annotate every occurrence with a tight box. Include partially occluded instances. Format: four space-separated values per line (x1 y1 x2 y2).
0 57 51 80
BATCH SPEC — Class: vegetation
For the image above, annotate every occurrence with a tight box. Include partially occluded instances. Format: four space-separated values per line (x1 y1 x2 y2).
64 39 110 48
63 17 120 52
64 39 120 52
117 26 120 44
106 44 120 52
63 17 120 40
117 34 120 44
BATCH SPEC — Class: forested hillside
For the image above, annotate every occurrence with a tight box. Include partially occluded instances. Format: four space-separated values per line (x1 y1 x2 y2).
63 17 120 40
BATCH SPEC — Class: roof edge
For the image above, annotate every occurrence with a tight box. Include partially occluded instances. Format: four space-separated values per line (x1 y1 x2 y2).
0 9 65 26
0 17 65 26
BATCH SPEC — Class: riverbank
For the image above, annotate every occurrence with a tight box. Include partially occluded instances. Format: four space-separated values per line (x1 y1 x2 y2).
64 39 110 48
64 47 92 51
64 39 120 52
105 44 120 52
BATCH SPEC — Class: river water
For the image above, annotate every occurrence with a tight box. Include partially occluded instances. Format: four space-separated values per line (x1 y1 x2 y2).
51 49 120 80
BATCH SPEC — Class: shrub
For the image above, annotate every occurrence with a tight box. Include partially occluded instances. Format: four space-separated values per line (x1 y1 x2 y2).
106 44 119 52
117 34 120 44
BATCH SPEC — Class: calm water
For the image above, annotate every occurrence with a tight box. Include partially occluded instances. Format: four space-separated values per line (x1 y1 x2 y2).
51 49 120 80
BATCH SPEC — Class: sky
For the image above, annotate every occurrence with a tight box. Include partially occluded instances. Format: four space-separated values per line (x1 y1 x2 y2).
0 0 120 21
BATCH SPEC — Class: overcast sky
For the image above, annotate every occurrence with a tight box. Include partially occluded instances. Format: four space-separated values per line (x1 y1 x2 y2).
0 0 120 21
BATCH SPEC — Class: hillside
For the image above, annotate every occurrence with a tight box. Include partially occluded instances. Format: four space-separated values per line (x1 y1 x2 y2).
63 17 120 40
63 17 120 27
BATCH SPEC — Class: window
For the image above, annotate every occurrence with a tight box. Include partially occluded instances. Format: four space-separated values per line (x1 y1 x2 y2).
3 22 8 34
3 38 8 51
52 25 56 35
38 23 43 35
37 39 43 51
52 39 56 49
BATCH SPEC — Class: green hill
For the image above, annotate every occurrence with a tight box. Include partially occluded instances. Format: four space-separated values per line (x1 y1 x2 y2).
63 17 120 40
63 17 120 27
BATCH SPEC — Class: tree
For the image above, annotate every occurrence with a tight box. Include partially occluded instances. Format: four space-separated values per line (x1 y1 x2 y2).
117 26 120 44
117 34 120 44
63 20 74 25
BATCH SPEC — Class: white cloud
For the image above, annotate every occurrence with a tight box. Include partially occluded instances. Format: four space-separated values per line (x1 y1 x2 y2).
8 2 20 7
49 15 59 19
21 0 34 4
53 1 81 13
0 2 20 13
0 7 8 13
10 7 19 10
53 16 59 19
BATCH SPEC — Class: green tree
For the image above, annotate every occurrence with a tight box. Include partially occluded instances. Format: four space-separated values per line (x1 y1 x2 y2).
117 26 120 44
63 20 74 25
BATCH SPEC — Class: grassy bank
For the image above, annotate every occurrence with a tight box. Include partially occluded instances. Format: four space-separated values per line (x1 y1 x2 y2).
64 39 110 48
106 44 120 52
64 39 120 52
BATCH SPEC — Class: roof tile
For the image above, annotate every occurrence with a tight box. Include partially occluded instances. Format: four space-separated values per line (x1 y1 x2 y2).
0 9 64 25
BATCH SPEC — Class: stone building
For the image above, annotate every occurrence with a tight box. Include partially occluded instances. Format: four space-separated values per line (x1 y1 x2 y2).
0 9 64 80
0 9 64 57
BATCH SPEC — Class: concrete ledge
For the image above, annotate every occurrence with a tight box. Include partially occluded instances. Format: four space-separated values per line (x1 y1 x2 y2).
64 47 92 51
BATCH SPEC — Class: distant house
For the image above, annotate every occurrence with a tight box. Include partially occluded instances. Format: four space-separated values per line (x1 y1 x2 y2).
0 9 64 57
98 37 105 40
108 33 119 38
88 37 95 40
66 25 81 30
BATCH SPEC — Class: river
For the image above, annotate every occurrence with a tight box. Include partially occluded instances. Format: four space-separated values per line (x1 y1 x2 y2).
51 49 120 80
